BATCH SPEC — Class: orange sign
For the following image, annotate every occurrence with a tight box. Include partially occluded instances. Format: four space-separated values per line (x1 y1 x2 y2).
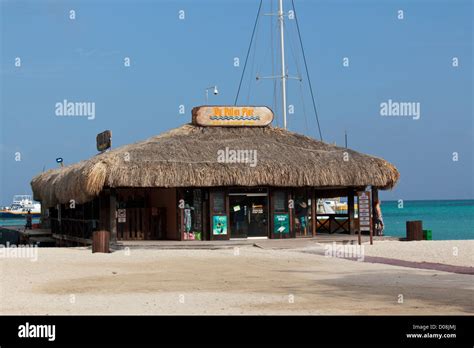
192 106 273 127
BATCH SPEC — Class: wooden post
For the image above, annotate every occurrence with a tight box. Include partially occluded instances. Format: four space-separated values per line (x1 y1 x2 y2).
209 190 214 241
225 189 230 239
311 189 316 237
178 189 184 241
109 190 117 244
369 220 373 245
92 230 110 253
99 192 108 232
57 204 62 233
348 189 355 235
203 196 208 241
269 188 274 239
288 191 293 239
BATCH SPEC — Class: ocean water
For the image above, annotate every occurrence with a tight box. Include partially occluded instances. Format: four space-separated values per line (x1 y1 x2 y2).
0 218 40 227
381 200 474 240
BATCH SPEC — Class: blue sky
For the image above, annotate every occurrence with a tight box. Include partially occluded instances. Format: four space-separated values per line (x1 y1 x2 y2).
0 0 472 205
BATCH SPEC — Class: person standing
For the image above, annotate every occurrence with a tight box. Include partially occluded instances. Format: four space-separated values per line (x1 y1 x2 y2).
296 201 308 236
374 199 384 236
25 210 33 230
183 204 194 239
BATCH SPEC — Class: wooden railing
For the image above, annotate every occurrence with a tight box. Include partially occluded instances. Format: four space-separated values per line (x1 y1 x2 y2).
316 214 350 234
51 218 98 239
117 207 166 240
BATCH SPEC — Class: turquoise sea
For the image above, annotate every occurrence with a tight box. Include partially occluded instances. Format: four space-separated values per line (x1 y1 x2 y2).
0 200 472 240
381 200 473 240
0 218 40 227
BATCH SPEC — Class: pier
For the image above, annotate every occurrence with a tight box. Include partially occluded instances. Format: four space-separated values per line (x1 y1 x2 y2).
0 226 55 246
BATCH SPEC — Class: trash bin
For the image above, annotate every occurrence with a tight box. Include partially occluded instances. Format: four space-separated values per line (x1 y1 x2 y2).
406 220 423 241
423 229 432 240
92 230 110 253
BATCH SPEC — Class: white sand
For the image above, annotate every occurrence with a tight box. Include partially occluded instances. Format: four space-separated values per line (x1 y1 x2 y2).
0 243 472 315
360 240 474 267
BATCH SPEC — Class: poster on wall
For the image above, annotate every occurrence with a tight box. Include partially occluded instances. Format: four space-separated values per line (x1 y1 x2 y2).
117 209 126 223
274 214 289 234
212 215 227 235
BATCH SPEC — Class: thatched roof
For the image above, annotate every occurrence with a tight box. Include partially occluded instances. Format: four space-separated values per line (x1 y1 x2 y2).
31 124 399 207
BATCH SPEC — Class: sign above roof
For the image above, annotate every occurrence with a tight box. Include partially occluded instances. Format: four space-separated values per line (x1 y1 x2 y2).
96 130 112 152
192 106 273 127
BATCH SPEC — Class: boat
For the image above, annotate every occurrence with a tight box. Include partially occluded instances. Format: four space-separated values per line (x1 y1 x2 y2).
0 195 41 218
317 198 357 214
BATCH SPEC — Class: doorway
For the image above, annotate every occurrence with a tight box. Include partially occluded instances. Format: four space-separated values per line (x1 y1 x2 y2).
229 193 268 238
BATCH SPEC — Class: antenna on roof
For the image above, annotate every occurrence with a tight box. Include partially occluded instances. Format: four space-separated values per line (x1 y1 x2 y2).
278 0 288 130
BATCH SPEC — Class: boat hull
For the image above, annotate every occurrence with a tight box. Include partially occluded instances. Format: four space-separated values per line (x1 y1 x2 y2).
0 212 41 219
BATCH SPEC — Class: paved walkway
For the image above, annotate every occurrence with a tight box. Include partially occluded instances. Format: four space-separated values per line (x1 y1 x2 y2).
363 256 474 275
115 235 397 250
301 247 474 275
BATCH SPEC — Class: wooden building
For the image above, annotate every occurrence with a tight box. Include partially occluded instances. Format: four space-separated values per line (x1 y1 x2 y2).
31 106 399 246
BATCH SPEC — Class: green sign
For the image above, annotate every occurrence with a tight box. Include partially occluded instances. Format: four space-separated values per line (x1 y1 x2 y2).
212 215 227 235
274 214 289 234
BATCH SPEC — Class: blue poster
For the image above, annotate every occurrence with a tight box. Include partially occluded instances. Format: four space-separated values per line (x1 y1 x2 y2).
212 215 227 235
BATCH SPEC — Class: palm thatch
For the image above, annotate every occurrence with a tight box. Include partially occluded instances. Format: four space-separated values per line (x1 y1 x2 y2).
31 124 399 207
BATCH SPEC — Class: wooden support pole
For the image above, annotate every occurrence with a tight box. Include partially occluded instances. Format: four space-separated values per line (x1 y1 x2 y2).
178 188 185 241
348 189 355 235
57 204 62 233
99 192 108 232
369 215 373 245
311 190 316 237
109 190 117 243
225 189 230 240
288 191 293 239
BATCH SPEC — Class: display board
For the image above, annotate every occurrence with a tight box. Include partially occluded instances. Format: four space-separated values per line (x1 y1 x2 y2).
357 191 372 234
273 213 290 234
192 106 273 127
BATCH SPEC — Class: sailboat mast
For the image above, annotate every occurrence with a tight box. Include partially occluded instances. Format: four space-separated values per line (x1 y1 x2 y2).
278 0 288 129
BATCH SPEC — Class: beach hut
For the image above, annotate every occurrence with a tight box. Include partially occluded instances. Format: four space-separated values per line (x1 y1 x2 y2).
31 106 399 246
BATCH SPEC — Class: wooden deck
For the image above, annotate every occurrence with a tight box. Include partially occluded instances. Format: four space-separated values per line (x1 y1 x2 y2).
0 225 55 245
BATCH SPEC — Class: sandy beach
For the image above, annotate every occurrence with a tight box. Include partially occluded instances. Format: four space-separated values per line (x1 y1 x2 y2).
359 240 473 267
0 240 472 315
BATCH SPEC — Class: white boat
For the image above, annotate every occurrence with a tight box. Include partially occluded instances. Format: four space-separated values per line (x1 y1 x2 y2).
0 195 41 218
